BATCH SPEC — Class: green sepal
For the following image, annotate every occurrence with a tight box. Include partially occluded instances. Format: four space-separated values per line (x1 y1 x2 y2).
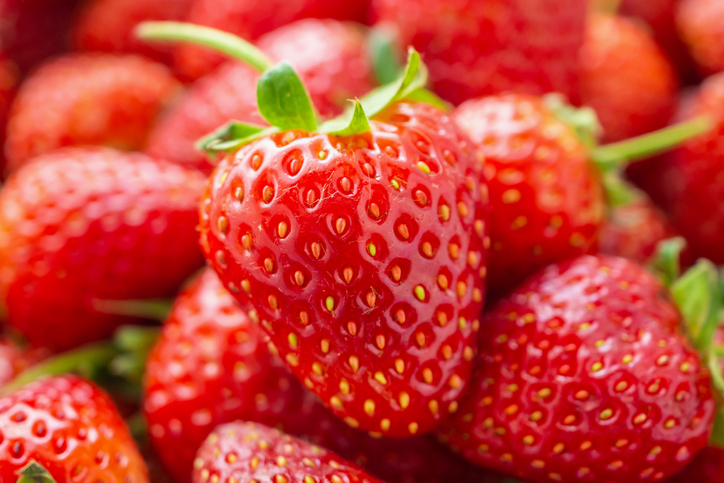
544 94 601 152
670 259 721 353
405 88 451 112
711 410 724 448
319 101 371 136
360 48 428 118
369 26 403 86
651 237 687 287
197 121 279 154
92 298 173 321
257 61 318 132
135 22 273 73
16 461 57 483
602 173 639 208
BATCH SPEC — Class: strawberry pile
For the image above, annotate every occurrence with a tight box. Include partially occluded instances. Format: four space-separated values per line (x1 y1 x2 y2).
2 2 724 483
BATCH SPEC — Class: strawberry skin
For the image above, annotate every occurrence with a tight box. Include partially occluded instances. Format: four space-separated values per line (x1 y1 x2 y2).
193 422 383 483
439 255 715 483
0 49 19 172
72 0 194 65
670 446 724 482
453 94 604 294
200 101 489 436
0 375 148 482
174 0 370 80
372 0 586 105
599 197 681 264
145 268 500 483
5 54 181 173
677 0 724 76
580 13 678 142
0 147 206 351
0 337 44 388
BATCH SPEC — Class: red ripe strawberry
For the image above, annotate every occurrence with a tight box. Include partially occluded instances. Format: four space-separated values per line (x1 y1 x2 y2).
453 94 604 294
670 446 724 482
145 19 376 171
193 422 383 483
144 268 500 483
438 255 715 483
580 13 679 143
0 375 148 482
0 0 80 73
0 337 44 387
371 0 586 105
0 49 19 171
174 0 370 80
5 54 181 173
200 99 489 437
599 197 681 264
677 0 724 76
72 0 194 65
0 147 206 351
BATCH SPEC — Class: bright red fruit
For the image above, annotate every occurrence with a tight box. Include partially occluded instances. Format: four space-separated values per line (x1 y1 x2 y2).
72 0 194 65
599 197 680 264
372 0 586 105
677 0 724 76
0 337 44 387
193 422 383 483
174 0 370 80
144 268 500 483
5 54 181 173
0 375 148 482
580 13 678 142
200 101 489 436
453 94 604 294
439 255 714 483
0 49 19 172
0 147 206 351
670 446 724 482
146 19 376 171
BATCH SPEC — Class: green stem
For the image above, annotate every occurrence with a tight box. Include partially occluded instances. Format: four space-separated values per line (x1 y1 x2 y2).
136 21 274 73
1 342 116 395
715 346 724 357
93 299 172 321
593 116 712 171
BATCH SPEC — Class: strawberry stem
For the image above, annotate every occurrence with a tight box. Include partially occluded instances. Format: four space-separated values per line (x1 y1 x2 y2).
93 298 172 321
135 21 274 73
593 116 712 171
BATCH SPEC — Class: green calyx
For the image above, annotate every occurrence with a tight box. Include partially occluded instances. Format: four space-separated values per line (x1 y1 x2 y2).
137 21 446 153
16 461 57 483
1 326 161 396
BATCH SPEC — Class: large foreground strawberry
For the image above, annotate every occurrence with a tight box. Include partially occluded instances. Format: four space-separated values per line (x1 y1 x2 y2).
372 0 586 105
0 375 148 482
0 147 206 351
439 254 717 482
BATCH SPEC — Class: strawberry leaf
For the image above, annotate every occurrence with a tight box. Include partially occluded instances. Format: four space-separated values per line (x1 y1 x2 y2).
545 94 601 151
197 121 280 153
361 48 428 118
670 259 721 352
257 62 318 132
651 237 686 287
369 26 403 85
601 173 638 207
17 462 57 483
405 88 451 111
319 101 371 136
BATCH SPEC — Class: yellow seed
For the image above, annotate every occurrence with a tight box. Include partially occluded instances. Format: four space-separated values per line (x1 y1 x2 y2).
374 372 387 385
285 353 299 367
408 422 419 434
414 285 426 301
277 456 287 466
278 221 288 238
429 400 439 414
348 355 359 371
449 375 462 388
321 339 330 354
367 243 377 257
311 362 322 376
553 443 564 454
325 296 334 311
439 204 450 221
591 362 603 372
339 380 350 394
399 392 410 409
288 333 298 348
394 359 405 374
600 409 613 420
330 396 343 409
380 419 391 431
364 400 375 416
417 161 431 174
422 368 434 384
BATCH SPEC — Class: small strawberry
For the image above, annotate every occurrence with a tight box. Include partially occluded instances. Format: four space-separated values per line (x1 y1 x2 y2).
677 0 724 76
173 0 370 80
0 49 19 171
193 422 383 483
453 94 604 294
438 254 716 483
0 375 148 482
0 147 206 351
580 13 679 143
4 54 181 173
72 0 194 65
144 268 500 483
371 0 586 105
670 446 724 482
144 19 376 171
599 196 681 264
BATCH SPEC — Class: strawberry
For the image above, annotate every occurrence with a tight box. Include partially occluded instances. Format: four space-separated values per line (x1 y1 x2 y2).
72 0 194 65
0 147 206 351
0 374 148 482
677 0 724 76
599 196 681 264
0 337 44 388
0 49 19 171
193 421 383 483
438 254 716 483
453 94 604 294
371 0 586 105
144 268 500 483
580 13 679 143
173 0 370 80
670 446 724 482
145 19 376 171
4 54 181 173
